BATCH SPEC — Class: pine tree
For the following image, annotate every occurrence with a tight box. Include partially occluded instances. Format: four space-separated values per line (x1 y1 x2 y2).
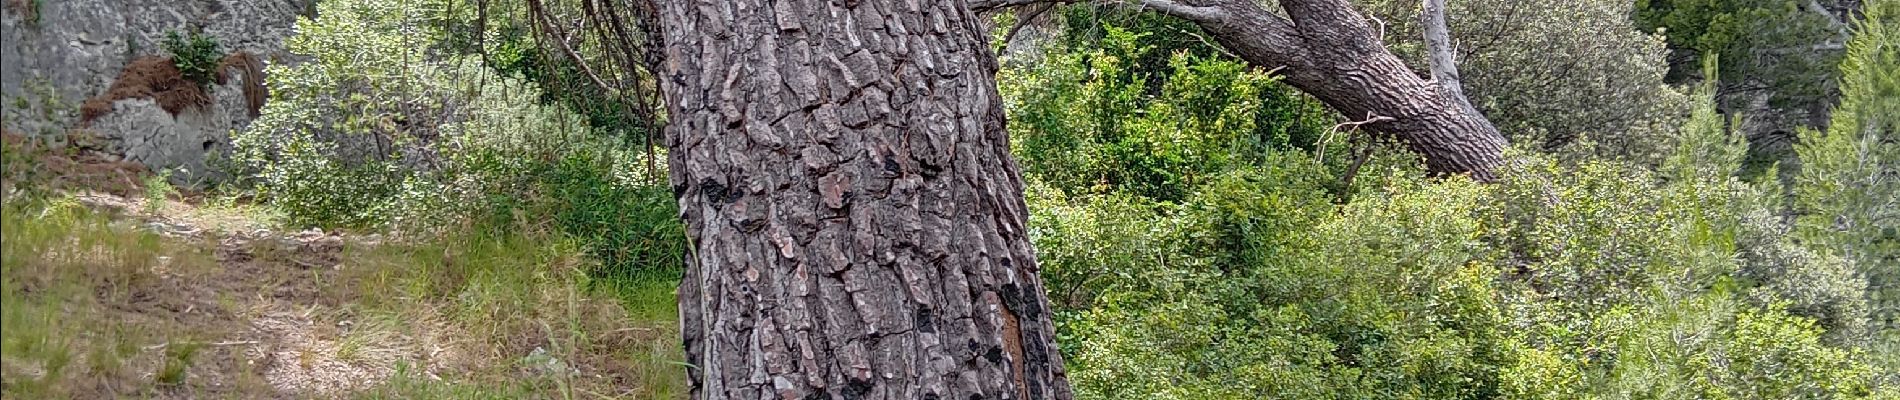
1795 0 1900 331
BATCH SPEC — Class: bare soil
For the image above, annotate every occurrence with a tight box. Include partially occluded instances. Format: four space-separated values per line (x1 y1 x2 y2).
71 191 396 398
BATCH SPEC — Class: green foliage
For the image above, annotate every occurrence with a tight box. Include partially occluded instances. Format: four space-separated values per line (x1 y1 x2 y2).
1012 31 1884 395
992 7 1883 397
1354 0 1689 164
436 0 660 147
1636 0 1844 107
232 0 681 275
142 170 177 215
1795 0 1900 333
1720 305 1877 397
1032 148 1885 399
1666 61 1753 181
162 30 223 86
154 341 202 386
999 19 1335 202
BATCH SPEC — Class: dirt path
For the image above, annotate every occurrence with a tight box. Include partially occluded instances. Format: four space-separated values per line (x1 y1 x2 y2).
71 191 428 398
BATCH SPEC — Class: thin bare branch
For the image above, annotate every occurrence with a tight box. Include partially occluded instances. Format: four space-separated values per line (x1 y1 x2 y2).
1318 112 1395 164
1422 0 1481 118
1002 3 1058 49
1138 0 1230 24
526 0 618 96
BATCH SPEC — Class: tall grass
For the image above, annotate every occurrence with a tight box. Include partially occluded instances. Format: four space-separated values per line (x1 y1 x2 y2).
0 198 224 397
326 219 684 399
1 187 685 398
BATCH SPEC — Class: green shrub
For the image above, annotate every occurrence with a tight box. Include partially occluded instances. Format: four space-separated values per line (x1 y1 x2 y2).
1000 22 1335 203
1007 4 1889 398
162 31 222 85
232 0 682 275
1021 108 1880 400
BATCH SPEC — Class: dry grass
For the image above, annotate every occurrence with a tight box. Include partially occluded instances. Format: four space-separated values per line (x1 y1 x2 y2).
3 131 149 197
1 153 685 399
79 56 213 125
328 226 686 399
0 197 252 398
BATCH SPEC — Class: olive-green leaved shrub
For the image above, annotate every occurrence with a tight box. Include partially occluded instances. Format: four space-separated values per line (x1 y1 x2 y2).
1354 0 1689 164
162 30 223 86
1636 0 1844 108
233 0 466 228
1511 288 1880 399
1715 305 1879 398
1034 145 1883 399
1481 149 1877 398
1794 2 1900 385
1654 66 1870 339
232 0 680 275
1051 156 1517 400
1486 158 1731 314
1026 180 1198 313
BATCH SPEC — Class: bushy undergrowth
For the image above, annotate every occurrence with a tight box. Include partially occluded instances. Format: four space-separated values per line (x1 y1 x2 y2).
230 0 682 277
1006 13 1896 400
1033 148 1889 399
1796 2 1900 386
1001 21 1338 202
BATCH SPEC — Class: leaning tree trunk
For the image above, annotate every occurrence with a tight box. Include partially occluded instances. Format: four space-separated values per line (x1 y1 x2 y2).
1200 0 1509 180
657 1 1074 399
977 0 1512 180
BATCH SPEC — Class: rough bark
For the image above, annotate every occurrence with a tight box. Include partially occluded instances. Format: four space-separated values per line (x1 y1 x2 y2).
982 0 1512 180
656 1 1074 399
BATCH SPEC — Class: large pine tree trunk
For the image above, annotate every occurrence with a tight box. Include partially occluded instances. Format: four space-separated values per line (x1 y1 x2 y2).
657 1 1074 399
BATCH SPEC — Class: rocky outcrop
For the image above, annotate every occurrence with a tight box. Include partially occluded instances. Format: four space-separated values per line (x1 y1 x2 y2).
1 0 311 185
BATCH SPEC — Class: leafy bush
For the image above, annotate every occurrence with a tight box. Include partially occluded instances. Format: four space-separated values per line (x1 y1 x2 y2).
161 31 222 85
1031 150 1886 399
232 0 681 275
1351 0 1689 163
1793 3 1900 386
999 22 1335 202
1009 33 1885 395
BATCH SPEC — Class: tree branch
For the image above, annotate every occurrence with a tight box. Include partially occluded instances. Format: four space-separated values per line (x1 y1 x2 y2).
526 0 618 95
971 0 1071 13
1277 0 1382 48
1421 0 1480 118
1002 3 1058 49
1137 0 1230 24
1169 1 1307 71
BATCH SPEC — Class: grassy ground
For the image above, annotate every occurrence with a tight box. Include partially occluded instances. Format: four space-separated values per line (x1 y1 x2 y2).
1 142 686 399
